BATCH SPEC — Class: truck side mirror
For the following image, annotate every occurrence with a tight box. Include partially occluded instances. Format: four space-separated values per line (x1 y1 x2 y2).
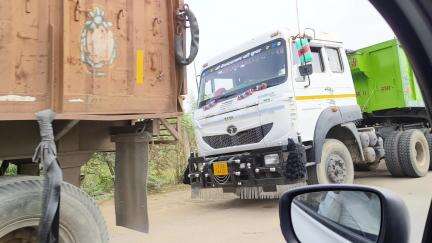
299 63 313 77
279 184 410 243
295 38 314 78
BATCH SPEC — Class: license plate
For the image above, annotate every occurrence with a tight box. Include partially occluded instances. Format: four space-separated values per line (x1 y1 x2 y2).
213 161 229 176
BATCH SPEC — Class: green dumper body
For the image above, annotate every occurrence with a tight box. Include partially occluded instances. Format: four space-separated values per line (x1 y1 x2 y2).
348 39 424 114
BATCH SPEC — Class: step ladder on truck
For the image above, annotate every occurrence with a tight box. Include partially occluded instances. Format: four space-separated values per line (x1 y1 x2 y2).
184 29 431 199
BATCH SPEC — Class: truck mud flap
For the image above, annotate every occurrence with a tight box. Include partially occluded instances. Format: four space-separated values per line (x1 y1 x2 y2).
191 183 307 200
235 183 307 200
111 132 152 233
191 182 307 200
191 187 225 200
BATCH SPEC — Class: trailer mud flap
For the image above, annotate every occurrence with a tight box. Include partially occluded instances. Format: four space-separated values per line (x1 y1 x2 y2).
111 132 152 233
33 109 63 243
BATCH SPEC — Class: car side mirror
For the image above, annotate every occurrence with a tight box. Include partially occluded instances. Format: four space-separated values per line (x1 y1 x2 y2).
298 63 313 77
279 185 410 243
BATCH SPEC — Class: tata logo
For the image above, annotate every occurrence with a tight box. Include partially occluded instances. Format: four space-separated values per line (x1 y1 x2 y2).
227 125 238 136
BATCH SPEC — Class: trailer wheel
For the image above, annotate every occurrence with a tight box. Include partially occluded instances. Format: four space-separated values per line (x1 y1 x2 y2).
0 176 109 243
398 129 430 177
307 139 354 185
384 131 405 177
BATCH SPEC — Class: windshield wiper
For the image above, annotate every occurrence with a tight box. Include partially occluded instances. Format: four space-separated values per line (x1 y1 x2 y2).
215 92 237 102
199 92 237 108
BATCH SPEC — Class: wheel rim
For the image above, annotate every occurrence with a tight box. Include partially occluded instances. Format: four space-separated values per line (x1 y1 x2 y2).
0 226 37 243
415 141 426 166
326 154 347 183
0 218 75 243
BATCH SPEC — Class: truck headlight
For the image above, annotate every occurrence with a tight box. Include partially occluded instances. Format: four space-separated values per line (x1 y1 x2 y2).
264 154 280 165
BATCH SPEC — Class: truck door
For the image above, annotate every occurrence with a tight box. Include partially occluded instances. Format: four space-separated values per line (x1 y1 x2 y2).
293 44 332 142
322 46 357 108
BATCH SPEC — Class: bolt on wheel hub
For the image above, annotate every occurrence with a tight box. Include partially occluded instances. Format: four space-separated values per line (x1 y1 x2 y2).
326 154 347 183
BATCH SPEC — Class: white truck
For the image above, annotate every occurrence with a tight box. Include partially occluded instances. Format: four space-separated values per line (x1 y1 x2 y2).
184 29 431 199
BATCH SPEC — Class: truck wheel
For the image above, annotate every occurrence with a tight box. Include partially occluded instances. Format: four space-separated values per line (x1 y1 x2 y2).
424 132 432 170
307 139 354 184
0 176 109 243
398 129 430 177
384 131 405 177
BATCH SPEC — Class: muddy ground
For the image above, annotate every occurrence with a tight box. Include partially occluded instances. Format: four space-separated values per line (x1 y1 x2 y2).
100 164 432 243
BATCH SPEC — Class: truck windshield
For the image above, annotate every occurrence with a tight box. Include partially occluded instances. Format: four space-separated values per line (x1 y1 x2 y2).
198 39 287 108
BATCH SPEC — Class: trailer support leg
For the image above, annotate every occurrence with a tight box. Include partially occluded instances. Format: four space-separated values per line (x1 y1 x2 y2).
111 132 152 233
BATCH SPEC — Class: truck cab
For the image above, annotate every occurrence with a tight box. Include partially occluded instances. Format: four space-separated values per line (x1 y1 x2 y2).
194 30 356 156
186 30 386 198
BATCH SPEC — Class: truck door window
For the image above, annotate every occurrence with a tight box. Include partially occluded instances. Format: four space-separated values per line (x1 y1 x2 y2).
326 47 344 73
311 47 325 73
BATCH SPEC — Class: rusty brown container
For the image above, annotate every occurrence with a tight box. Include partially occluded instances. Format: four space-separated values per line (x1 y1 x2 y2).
0 0 185 120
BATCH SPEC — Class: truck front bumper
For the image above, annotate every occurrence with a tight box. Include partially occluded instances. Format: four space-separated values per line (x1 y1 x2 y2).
186 139 307 192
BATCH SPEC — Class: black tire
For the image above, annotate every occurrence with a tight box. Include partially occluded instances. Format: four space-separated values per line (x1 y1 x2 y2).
354 162 380 171
384 131 405 177
424 132 432 170
398 129 430 177
307 139 354 185
0 176 109 243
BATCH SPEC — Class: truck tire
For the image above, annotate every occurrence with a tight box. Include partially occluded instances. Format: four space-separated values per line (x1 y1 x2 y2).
384 131 405 177
307 139 354 185
424 132 432 170
0 176 109 243
398 129 430 177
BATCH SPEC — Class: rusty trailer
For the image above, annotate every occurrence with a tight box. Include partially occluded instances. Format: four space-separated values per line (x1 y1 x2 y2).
0 0 197 241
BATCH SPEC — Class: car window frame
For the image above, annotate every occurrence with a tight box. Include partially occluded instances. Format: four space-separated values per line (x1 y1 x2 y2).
293 200 378 243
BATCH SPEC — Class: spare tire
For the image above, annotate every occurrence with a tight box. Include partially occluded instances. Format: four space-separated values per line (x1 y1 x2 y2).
398 129 430 177
384 131 405 177
0 176 109 243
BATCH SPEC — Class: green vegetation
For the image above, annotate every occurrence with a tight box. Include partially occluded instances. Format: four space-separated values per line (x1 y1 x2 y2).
80 114 196 200
80 153 115 200
5 164 17 176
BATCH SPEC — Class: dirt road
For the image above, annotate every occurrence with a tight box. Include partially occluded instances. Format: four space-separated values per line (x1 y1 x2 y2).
100 165 432 243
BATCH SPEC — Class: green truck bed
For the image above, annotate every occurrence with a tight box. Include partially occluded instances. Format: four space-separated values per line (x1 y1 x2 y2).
348 39 424 114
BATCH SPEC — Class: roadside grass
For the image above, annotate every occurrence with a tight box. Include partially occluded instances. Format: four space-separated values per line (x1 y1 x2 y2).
81 114 196 200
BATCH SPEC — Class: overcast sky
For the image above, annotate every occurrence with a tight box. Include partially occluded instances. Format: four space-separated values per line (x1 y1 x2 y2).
183 0 395 106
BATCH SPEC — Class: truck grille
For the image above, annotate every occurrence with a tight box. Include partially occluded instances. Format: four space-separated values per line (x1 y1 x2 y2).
203 123 273 149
